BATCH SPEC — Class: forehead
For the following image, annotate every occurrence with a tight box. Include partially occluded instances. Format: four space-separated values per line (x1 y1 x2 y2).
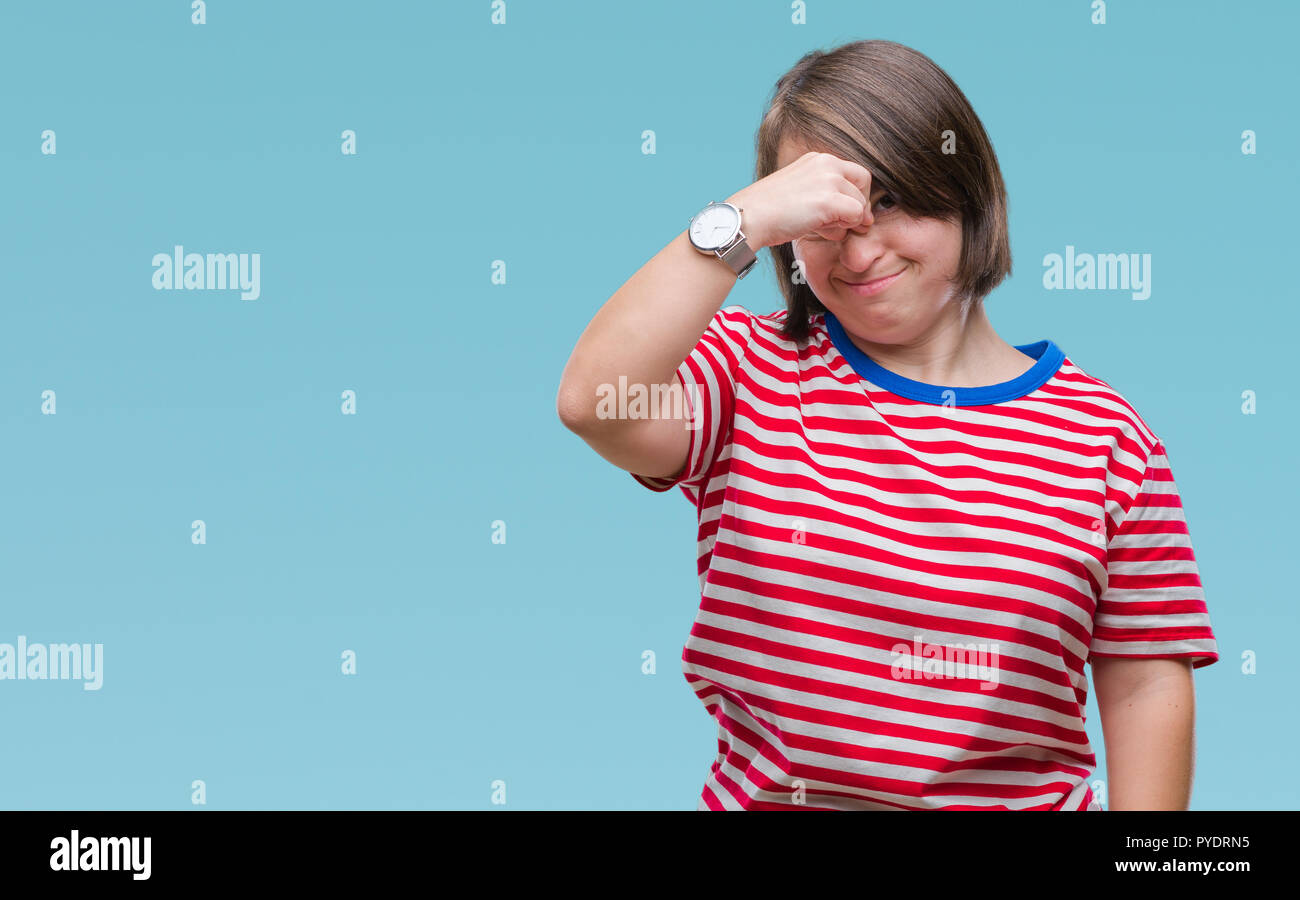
775 135 886 194
774 135 813 168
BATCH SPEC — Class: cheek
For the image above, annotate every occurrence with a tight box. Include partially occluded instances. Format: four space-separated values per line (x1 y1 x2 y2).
906 221 962 268
794 243 834 286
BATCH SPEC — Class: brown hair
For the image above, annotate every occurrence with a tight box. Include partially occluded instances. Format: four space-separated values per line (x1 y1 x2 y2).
754 40 1012 343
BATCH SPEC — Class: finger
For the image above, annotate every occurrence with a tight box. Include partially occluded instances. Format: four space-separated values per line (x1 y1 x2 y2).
813 225 848 242
837 177 872 231
837 175 868 213
834 156 876 198
814 193 865 240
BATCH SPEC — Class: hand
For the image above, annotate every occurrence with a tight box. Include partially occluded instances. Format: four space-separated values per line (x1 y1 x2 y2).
726 150 877 250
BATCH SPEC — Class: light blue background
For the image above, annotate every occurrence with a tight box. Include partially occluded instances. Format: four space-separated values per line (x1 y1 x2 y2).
1 1 1294 810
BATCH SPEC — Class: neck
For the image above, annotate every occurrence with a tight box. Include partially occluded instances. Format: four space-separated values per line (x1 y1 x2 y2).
836 299 1029 388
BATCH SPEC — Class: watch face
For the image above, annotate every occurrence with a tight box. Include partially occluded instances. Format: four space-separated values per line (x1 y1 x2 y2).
690 203 739 250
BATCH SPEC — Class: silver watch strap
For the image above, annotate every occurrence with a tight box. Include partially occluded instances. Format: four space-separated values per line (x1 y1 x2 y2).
718 231 757 279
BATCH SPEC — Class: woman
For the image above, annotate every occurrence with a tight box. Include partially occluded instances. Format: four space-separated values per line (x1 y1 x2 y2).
556 40 1217 810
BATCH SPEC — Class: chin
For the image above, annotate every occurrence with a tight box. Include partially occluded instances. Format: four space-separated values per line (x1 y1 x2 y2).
835 304 908 339
820 291 891 320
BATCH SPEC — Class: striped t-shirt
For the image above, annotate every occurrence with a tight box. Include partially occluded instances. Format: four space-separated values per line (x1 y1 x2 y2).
632 305 1218 811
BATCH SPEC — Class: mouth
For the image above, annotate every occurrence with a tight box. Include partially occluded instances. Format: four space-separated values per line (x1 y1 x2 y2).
839 268 905 297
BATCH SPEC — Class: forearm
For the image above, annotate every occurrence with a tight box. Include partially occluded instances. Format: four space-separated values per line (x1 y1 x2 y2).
556 229 739 429
1095 664 1196 810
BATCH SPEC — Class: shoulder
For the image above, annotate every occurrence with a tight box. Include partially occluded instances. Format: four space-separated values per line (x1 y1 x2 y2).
711 305 829 353
1052 352 1164 463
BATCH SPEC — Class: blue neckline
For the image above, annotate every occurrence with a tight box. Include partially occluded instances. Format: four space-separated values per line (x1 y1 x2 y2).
823 311 1065 406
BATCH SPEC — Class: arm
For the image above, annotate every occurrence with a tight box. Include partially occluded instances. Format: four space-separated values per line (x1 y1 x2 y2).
557 152 870 479
556 213 766 479
1090 656 1197 810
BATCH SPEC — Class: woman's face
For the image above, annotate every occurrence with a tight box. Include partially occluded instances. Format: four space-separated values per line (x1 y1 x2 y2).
775 137 966 345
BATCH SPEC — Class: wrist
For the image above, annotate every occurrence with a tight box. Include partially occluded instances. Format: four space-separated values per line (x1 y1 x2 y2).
726 196 769 250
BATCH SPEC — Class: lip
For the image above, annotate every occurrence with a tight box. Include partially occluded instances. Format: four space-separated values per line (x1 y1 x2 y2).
840 268 905 296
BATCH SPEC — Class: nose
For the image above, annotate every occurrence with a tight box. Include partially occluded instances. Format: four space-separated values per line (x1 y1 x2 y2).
835 229 885 276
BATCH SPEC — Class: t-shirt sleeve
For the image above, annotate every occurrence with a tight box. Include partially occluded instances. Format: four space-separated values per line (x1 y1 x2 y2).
629 304 755 495
1088 440 1219 669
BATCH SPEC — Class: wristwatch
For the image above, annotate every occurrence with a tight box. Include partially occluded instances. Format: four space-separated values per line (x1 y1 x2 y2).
687 200 757 279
